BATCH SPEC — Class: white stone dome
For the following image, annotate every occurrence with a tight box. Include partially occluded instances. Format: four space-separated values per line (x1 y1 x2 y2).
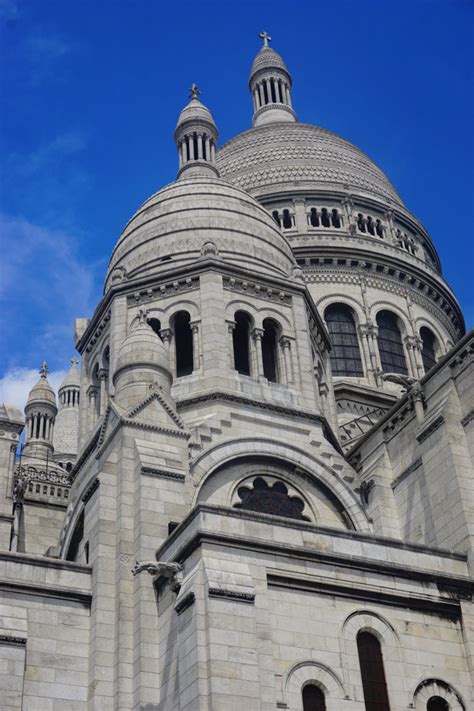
216 122 404 205
114 319 171 382
175 97 217 134
105 176 296 291
25 376 57 409
249 46 291 81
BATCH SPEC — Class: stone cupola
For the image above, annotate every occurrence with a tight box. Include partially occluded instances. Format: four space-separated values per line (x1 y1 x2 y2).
249 31 296 127
53 358 80 462
113 311 173 409
174 84 219 179
22 362 58 461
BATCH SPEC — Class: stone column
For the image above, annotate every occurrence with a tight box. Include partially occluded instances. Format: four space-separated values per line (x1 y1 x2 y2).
204 135 210 162
227 322 236 370
403 336 418 378
358 325 376 385
280 338 294 385
252 328 264 378
188 135 195 160
367 325 384 386
99 369 109 417
197 133 203 160
383 209 396 242
258 83 264 106
210 142 216 162
87 385 99 432
191 322 200 372
274 77 281 102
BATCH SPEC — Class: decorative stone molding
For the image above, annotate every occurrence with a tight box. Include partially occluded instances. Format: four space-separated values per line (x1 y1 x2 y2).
126 276 199 306
416 415 444 443
223 275 292 305
0 635 27 647
461 409 474 428
82 477 100 504
284 660 348 710
175 591 195 615
208 588 255 603
410 678 466 710
141 467 185 481
391 458 422 490
84 310 111 354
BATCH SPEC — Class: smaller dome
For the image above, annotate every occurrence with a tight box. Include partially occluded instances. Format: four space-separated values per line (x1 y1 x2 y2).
59 358 80 391
114 317 172 385
26 364 57 410
175 97 217 134
249 46 290 82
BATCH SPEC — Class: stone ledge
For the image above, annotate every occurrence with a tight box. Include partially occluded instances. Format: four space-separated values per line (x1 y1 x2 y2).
0 551 92 573
0 580 91 605
208 587 255 604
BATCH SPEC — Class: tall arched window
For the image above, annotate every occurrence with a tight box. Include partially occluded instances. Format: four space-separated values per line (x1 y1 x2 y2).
173 311 194 377
324 304 363 377
357 631 391 711
302 684 327 711
427 698 449 711
147 317 162 340
262 318 279 382
376 311 408 375
66 510 84 562
233 311 252 375
420 326 437 373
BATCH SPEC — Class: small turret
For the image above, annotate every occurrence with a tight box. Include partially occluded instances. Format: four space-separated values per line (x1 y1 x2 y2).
174 84 219 179
53 358 80 467
249 31 296 127
22 362 58 461
113 311 173 410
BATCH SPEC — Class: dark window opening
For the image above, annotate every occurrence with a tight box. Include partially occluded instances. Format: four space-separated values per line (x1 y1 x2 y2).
147 317 162 340
270 78 277 102
357 213 366 232
367 217 375 235
168 521 179 536
233 311 252 375
84 541 89 564
202 134 207 160
66 462 72 473
309 208 319 227
420 326 437 373
262 318 279 382
321 208 331 227
272 210 281 227
427 697 449 711
302 684 327 711
174 311 194 377
376 310 408 375
66 510 84 562
234 477 309 521
263 81 269 105
357 631 391 711
332 209 341 228
282 209 292 229
325 304 363 377
193 134 198 159
376 219 384 238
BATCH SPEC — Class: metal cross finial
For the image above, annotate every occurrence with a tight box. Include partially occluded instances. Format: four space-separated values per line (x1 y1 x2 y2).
70 357 79 367
39 361 49 378
189 83 201 100
259 31 272 47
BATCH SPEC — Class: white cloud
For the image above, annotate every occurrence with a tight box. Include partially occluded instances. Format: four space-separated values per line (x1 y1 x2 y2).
0 367 68 413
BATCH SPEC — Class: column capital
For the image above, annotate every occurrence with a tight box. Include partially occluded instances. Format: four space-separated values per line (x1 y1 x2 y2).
87 385 99 398
98 368 109 381
160 328 172 344
252 328 264 342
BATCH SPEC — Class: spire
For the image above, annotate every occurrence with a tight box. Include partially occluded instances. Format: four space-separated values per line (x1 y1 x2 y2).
174 85 219 179
249 32 296 127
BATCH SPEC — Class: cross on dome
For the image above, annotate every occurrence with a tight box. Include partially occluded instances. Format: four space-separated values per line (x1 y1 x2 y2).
39 361 49 378
259 31 272 47
70 357 79 367
189 83 201 100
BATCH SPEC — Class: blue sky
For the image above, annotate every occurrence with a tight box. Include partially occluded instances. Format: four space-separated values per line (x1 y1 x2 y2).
0 0 473 408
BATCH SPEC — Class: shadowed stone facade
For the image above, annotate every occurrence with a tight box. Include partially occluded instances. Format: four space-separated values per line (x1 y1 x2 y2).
0 35 472 711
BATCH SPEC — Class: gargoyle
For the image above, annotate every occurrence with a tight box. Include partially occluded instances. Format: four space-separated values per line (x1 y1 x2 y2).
382 372 418 392
131 560 182 578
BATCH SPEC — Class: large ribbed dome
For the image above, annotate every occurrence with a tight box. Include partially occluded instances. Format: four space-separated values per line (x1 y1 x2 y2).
217 122 404 205
105 176 296 291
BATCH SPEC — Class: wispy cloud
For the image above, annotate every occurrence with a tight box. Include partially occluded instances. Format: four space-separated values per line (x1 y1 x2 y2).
0 213 103 373
0 367 68 413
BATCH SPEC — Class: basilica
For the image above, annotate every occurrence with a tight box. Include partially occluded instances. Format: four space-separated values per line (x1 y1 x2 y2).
0 34 473 711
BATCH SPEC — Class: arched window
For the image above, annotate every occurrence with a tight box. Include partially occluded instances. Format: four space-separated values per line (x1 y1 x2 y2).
367 216 375 235
309 208 319 227
321 208 331 227
282 209 293 229
173 311 194 377
357 213 366 232
331 208 341 228
233 311 252 375
357 631 391 711
427 698 449 711
147 317 162 340
324 304 363 377
262 318 279 382
272 210 281 227
420 326 437 373
66 510 84 562
376 219 384 238
302 684 327 711
376 311 408 375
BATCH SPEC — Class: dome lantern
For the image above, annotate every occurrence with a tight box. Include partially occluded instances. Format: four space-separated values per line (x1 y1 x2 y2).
174 84 219 179
22 362 58 460
249 32 296 127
